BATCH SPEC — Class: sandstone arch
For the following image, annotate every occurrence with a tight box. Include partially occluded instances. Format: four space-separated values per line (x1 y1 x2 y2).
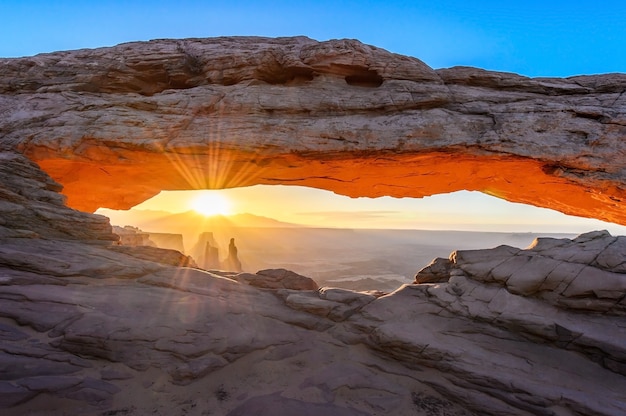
0 36 624 224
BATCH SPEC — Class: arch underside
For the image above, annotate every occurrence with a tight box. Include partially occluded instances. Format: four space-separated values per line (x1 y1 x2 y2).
34 148 625 225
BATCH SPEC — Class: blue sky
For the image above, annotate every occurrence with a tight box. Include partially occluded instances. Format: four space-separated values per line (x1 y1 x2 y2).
3 1 626 76
2 1 626 233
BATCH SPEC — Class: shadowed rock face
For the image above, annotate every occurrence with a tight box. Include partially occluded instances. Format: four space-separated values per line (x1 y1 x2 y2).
0 36 624 224
0 152 115 243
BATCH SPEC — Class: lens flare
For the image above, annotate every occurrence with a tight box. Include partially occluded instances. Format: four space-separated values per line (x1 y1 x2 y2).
191 191 232 216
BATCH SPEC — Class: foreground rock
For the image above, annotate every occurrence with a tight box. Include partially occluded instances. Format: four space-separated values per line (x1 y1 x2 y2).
0 152 115 243
1 149 626 415
416 230 626 314
108 245 198 268
233 268 319 290
1 37 625 225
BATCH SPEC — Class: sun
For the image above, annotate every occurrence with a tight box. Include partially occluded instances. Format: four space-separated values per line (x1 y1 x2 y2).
190 191 232 217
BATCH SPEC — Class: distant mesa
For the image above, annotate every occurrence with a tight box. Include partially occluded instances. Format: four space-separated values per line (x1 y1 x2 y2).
115 226 244 273
204 236 220 270
106 210 311 276
113 225 185 253
113 226 157 248
190 233 243 272
147 232 185 253
111 226 196 267
112 222 329 287
112 219 318 288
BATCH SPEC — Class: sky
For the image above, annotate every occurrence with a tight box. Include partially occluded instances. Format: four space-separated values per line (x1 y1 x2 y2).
2 1 626 234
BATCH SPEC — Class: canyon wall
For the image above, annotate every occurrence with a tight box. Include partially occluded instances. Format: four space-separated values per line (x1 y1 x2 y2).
0 36 624 224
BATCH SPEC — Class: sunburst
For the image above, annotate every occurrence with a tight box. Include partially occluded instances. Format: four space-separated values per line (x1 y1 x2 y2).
190 191 232 216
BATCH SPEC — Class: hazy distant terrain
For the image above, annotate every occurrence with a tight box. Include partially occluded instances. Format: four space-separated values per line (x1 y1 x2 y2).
101 209 578 291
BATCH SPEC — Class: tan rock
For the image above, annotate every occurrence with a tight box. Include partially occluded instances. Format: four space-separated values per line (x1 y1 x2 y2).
285 293 338 317
234 268 319 290
0 152 116 243
107 245 197 268
414 257 453 283
0 37 624 225
112 225 156 247
448 231 626 314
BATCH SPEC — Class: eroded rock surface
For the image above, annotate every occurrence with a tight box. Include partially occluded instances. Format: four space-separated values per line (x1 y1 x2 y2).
233 268 320 290
416 230 626 314
0 37 624 225
1 149 625 415
0 152 115 243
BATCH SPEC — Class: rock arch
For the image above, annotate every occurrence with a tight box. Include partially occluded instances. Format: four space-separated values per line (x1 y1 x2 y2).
1 37 624 224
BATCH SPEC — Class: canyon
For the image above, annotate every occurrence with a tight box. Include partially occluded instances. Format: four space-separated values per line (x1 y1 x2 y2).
0 37 625 415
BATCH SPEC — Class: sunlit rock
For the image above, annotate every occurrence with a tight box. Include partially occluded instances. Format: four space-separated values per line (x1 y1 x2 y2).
191 231 220 269
223 237 242 272
146 232 185 253
414 257 453 283
0 37 624 225
2 37 626 415
351 230 626 414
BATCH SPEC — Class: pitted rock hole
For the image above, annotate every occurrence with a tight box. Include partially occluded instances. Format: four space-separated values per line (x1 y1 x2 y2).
345 69 384 87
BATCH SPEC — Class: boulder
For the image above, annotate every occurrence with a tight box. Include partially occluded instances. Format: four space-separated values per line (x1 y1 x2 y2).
414 257 453 283
234 268 319 290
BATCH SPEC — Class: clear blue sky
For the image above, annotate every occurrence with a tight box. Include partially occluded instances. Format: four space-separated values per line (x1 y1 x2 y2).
2 0 625 77
2 1 625 234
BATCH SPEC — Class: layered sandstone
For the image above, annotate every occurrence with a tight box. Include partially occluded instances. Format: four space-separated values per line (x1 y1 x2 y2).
0 37 624 224
1 151 625 415
0 152 115 243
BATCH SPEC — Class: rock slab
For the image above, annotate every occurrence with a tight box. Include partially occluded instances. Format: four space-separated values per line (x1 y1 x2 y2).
1 150 625 415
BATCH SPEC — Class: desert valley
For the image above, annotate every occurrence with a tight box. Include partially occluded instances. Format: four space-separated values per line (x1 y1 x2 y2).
102 208 579 292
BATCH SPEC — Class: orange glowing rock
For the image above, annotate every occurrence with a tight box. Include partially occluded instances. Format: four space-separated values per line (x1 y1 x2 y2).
1 37 624 224
34 151 625 225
